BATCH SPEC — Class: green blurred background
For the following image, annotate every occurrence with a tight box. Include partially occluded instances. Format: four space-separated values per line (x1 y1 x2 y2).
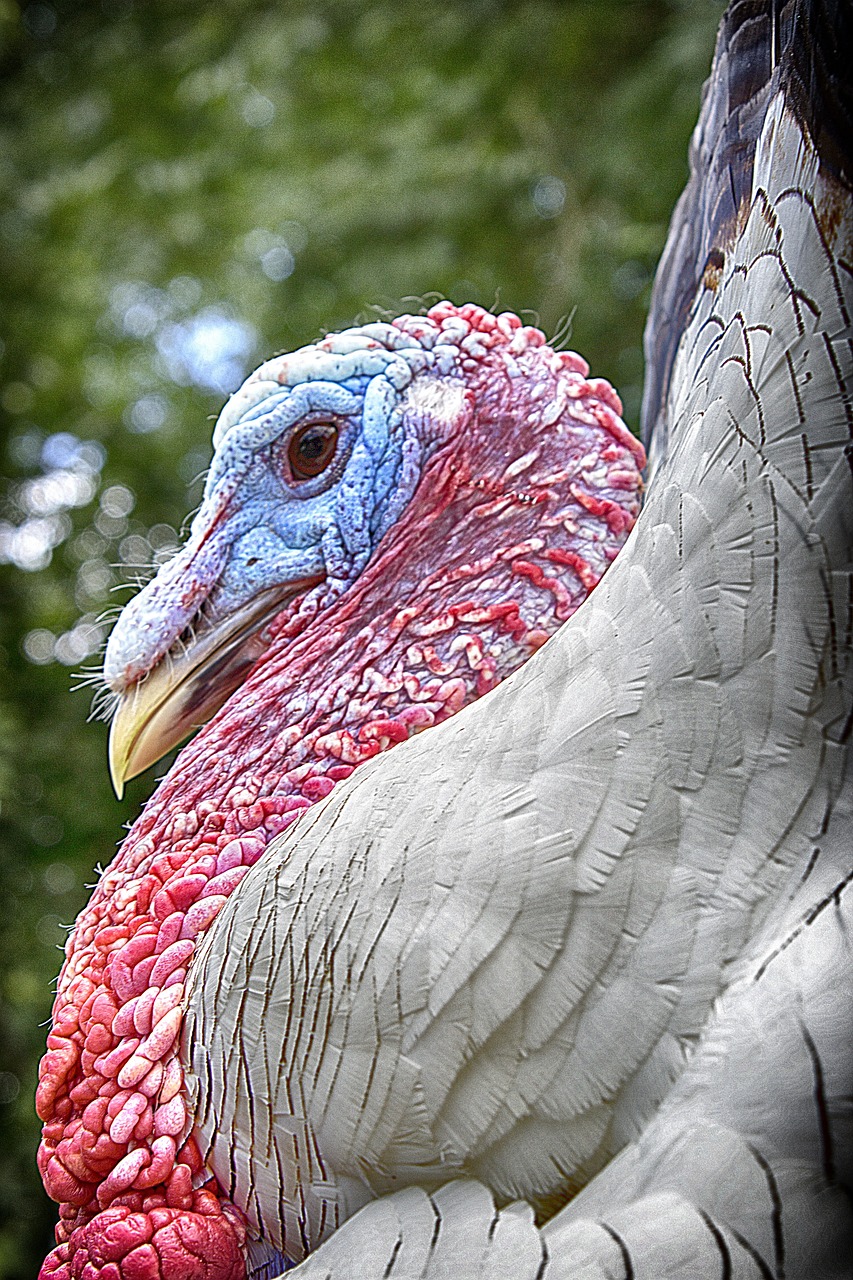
0 1 722 1273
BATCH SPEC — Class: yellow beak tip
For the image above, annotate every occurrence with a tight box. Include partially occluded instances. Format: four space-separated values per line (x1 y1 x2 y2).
102 582 307 798
108 729 127 800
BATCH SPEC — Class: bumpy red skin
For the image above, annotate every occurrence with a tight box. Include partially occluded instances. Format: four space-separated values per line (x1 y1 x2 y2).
37 304 645 1278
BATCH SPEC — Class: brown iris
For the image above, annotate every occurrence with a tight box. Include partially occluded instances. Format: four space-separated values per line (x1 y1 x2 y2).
288 421 339 481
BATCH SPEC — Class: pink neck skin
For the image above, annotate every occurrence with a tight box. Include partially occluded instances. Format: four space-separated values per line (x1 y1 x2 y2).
37 336 644 1280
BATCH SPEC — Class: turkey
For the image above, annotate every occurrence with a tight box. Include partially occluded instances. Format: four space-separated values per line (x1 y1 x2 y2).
184 0 851 1277
36 305 644 1277
36 0 853 1277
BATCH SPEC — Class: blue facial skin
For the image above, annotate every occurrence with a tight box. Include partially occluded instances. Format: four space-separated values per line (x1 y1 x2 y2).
202 373 424 613
103 332 453 691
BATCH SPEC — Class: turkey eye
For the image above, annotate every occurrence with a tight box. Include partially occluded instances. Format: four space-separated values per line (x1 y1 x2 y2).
287 421 338 481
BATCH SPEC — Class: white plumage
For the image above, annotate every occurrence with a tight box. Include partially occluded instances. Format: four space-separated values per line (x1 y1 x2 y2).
184 2 853 1274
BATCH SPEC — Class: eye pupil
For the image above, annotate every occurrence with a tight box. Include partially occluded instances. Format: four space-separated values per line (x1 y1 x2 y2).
288 422 338 480
300 432 327 459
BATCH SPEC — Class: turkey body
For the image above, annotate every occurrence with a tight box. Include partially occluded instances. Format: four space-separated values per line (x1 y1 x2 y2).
185 1 853 1276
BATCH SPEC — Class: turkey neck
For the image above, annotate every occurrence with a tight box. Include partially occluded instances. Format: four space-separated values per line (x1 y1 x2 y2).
115 448 614 879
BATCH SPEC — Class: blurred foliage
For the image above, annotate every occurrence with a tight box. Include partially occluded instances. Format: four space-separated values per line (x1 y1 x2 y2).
0 0 723 1274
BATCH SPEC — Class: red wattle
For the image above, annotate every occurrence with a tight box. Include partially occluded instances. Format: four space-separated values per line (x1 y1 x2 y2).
40 1202 246 1280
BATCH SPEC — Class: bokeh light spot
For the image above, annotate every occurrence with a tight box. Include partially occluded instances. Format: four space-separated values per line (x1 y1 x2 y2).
532 175 567 219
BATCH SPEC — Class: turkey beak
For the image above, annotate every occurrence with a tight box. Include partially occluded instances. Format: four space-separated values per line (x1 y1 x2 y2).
108 576 322 798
